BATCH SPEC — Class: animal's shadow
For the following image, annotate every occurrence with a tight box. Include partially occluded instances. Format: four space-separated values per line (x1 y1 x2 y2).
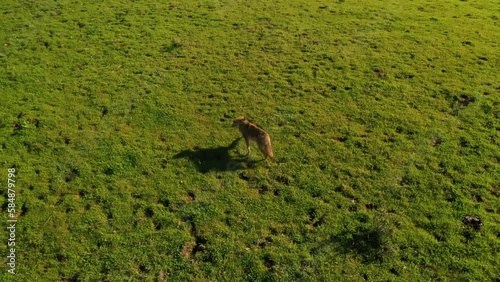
173 137 258 173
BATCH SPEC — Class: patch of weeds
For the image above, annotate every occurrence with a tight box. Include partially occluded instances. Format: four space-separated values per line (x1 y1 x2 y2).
317 212 395 263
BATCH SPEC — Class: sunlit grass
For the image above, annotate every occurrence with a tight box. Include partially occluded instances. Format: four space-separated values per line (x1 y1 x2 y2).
0 0 499 280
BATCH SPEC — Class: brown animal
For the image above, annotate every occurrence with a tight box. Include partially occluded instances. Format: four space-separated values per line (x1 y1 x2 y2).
232 116 274 160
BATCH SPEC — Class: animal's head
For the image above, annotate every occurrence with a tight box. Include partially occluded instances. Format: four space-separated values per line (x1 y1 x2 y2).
232 116 246 127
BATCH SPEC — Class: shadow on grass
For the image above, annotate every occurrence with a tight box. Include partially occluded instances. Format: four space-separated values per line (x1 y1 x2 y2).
173 137 258 173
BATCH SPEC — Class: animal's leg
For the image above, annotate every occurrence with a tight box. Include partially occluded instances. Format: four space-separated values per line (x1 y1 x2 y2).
244 137 251 156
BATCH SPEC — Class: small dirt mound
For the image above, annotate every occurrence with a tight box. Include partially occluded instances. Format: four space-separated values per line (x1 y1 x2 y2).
462 215 482 231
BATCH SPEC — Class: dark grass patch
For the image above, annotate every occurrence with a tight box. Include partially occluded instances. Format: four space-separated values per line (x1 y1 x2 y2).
64 168 80 183
312 213 394 263
160 41 183 53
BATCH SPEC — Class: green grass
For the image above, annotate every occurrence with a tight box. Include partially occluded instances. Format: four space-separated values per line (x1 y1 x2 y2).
1 0 499 280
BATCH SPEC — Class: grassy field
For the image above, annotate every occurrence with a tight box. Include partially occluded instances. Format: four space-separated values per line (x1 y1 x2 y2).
1 0 499 280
